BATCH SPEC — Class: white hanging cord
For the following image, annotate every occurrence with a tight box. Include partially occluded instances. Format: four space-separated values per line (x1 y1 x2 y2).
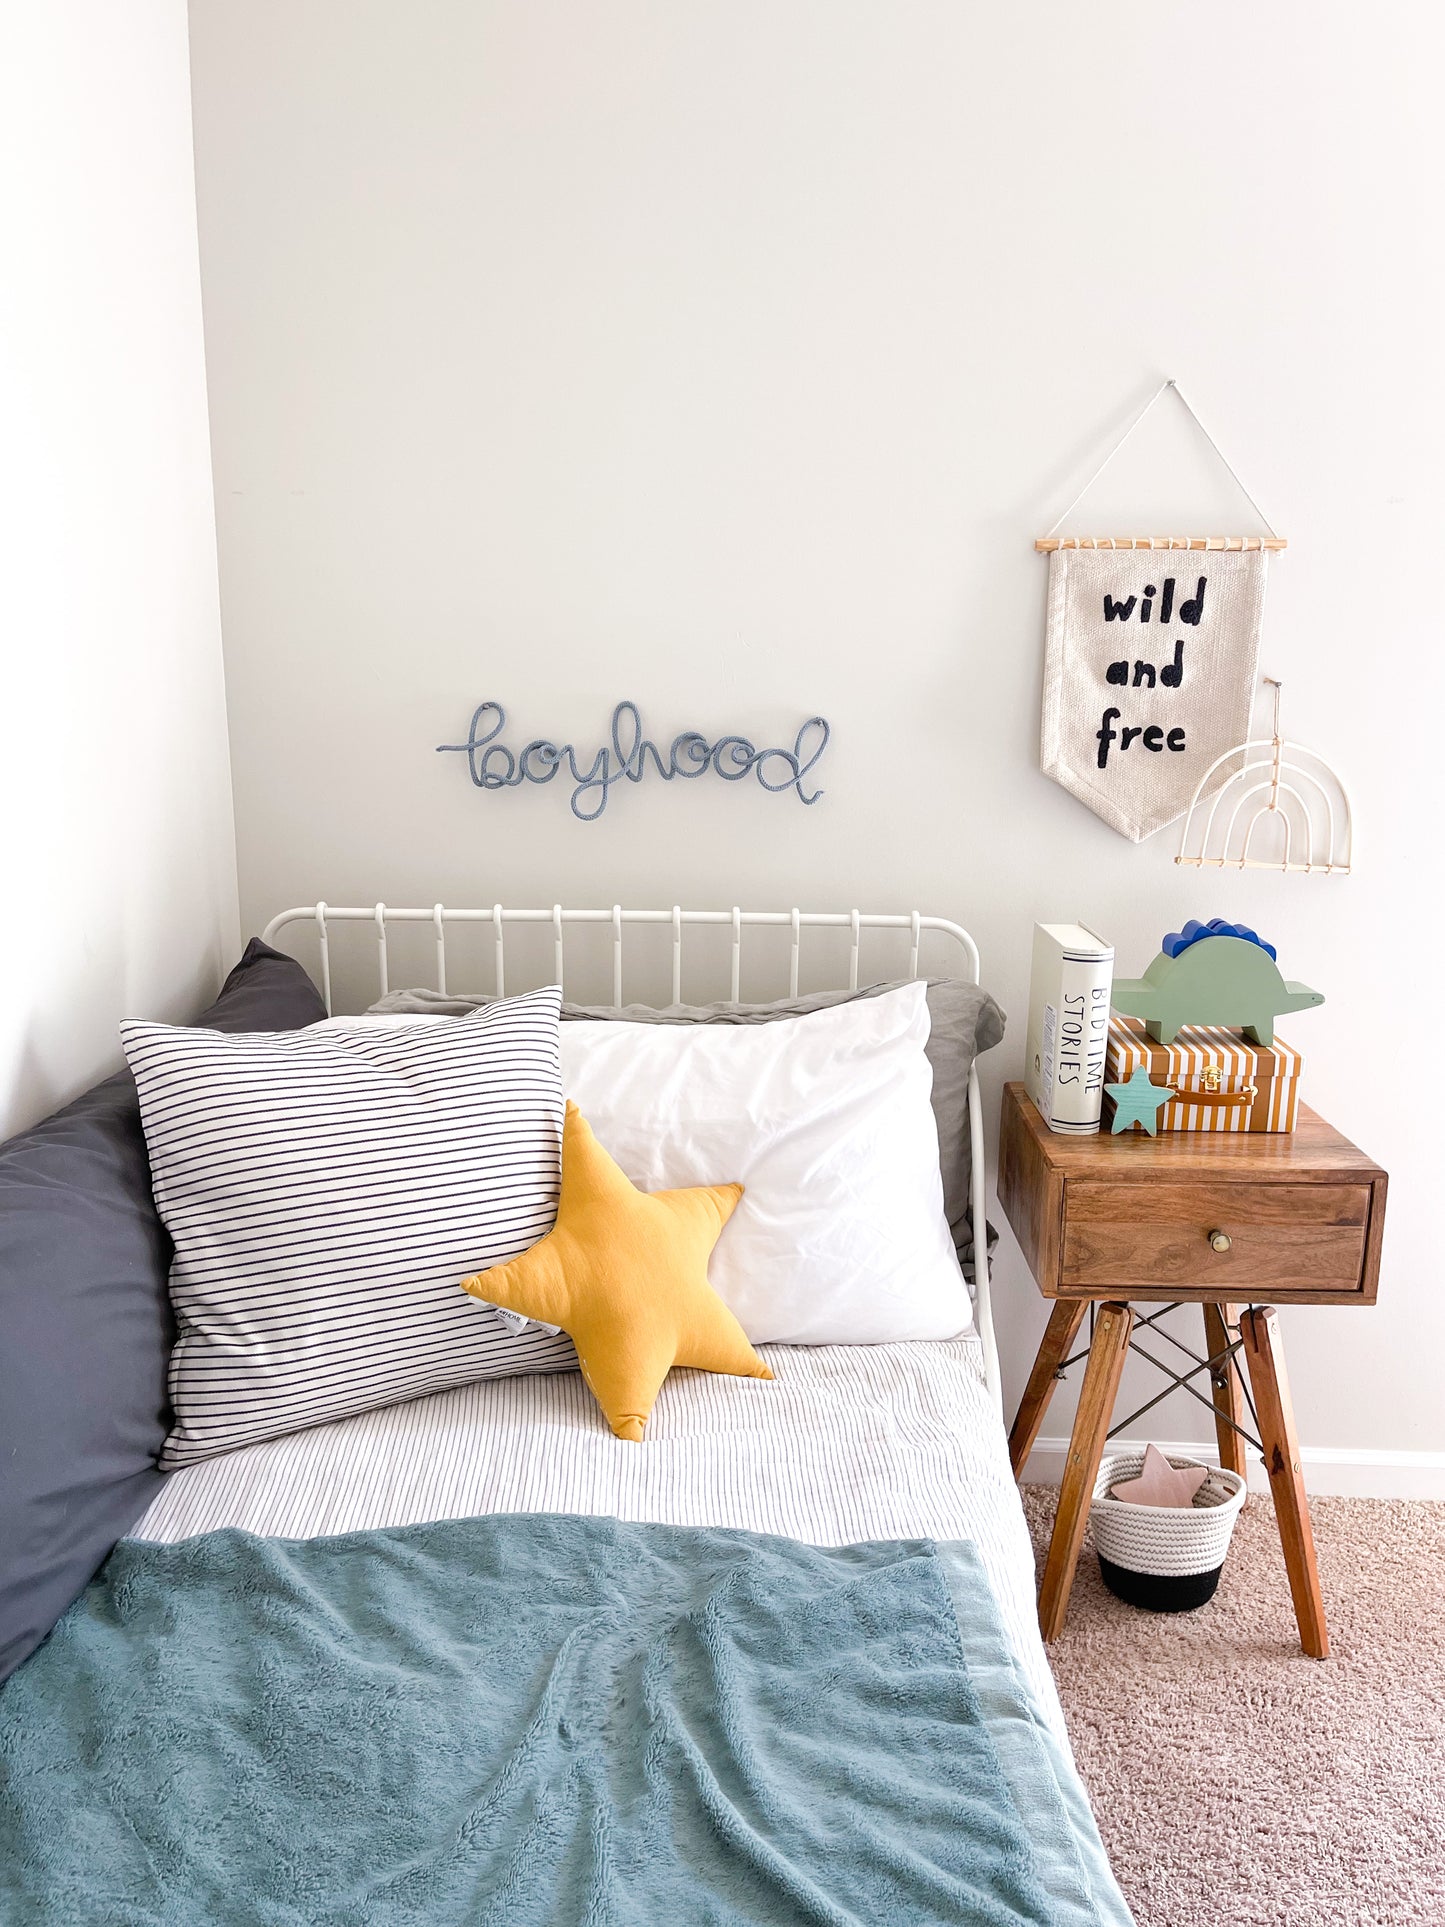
1170 381 1280 539
1045 378 1280 539
1045 379 1171 536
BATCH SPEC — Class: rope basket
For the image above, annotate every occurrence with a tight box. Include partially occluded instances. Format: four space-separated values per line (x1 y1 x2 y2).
1091 1451 1247 1582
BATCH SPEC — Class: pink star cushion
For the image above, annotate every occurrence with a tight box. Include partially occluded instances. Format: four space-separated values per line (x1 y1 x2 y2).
1109 1442 1209 1508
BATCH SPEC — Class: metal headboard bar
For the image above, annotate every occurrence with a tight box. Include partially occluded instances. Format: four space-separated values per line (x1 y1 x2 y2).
260 902 999 1410
261 903 983 1004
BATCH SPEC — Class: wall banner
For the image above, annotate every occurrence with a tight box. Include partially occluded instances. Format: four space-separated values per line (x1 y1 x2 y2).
1039 546 1268 843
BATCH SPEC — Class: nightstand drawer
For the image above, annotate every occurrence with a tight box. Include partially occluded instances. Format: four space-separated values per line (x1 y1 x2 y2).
1060 1181 1373 1301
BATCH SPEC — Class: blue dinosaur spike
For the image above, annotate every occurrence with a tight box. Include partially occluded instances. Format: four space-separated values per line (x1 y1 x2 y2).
1222 920 1277 960
1161 919 1277 962
1162 919 1209 958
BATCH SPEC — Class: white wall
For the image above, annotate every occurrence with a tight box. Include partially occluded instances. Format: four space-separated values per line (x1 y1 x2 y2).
188 2 1442 1482
1 3 238 1136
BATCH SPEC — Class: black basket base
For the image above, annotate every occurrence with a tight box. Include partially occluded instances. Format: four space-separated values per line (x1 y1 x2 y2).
1098 1556 1223 1613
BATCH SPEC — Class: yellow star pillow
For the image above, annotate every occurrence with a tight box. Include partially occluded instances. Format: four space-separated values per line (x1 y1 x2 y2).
460 1101 772 1441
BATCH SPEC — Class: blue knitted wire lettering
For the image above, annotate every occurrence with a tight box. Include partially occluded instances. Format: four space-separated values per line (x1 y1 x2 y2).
437 701 829 821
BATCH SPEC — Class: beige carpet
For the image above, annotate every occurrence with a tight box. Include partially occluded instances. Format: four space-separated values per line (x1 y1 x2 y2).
1020 1486 1445 1927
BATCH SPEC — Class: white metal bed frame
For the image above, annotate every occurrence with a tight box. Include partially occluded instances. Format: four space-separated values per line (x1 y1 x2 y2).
261 902 1000 1410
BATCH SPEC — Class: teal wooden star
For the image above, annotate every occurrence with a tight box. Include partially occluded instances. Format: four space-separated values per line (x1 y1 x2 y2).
1106 1063 1176 1135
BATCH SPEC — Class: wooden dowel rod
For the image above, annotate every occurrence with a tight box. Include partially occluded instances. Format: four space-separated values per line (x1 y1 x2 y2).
1035 535 1288 553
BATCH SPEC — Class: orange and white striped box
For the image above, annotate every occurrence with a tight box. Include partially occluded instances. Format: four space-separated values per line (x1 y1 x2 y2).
1104 1015 1302 1133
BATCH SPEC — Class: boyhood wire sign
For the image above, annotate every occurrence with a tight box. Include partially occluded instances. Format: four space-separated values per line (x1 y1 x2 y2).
1039 547 1268 842
438 700 830 822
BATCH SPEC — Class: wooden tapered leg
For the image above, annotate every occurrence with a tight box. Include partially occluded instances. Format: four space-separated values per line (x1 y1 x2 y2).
1008 1300 1089 1478
1203 1301 1250 1482
1240 1305 1329 1659
1038 1302 1134 1642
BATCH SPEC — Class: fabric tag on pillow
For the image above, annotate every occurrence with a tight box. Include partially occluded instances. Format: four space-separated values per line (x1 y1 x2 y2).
491 1307 561 1338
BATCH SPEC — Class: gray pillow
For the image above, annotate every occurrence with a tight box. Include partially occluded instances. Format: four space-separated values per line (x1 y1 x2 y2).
368 980 1005 1258
0 939 329 1682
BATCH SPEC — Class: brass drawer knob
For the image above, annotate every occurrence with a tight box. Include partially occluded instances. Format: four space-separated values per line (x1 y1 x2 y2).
1208 1229 1232 1253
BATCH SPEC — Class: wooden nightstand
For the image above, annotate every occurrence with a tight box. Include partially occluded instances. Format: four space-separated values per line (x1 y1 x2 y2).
997 1081 1387 1658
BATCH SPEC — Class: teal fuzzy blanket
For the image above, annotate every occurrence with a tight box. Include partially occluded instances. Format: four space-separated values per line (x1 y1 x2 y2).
0 1515 1131 1926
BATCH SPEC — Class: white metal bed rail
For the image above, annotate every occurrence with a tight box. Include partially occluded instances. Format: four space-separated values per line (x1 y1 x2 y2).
260 902 983 1011
260 902 999 1410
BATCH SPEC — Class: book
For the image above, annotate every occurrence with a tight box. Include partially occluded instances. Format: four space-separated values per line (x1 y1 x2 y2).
1024 923 1115 1135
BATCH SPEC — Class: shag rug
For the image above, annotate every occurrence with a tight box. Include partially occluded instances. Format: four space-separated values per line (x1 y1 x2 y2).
1021 1486 1445 1927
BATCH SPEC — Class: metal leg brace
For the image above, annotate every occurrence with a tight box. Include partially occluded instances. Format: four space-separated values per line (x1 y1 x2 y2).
1052 1303 1264 1459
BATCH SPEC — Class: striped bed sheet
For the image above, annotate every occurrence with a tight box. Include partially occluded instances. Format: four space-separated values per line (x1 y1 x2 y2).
132 1337 1064 1738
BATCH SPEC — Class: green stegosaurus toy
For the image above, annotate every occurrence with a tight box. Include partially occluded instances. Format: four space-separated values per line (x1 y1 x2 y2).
1111 919 1322 1047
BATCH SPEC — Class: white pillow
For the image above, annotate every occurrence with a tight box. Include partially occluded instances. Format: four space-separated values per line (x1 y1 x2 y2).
558 981 971 1345
122 988 576 1468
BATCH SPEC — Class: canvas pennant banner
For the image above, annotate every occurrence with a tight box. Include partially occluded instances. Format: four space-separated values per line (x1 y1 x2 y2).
1040 547 1268 842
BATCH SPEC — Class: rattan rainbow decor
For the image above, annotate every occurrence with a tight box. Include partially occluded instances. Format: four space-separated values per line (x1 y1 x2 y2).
1091 1450 1247 1611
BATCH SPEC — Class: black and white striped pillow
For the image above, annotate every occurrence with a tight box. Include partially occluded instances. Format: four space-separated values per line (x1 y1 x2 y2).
122 987 575 1468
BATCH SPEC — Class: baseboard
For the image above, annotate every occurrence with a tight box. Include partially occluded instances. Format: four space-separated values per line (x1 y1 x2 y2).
1020 1435 1445 1500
